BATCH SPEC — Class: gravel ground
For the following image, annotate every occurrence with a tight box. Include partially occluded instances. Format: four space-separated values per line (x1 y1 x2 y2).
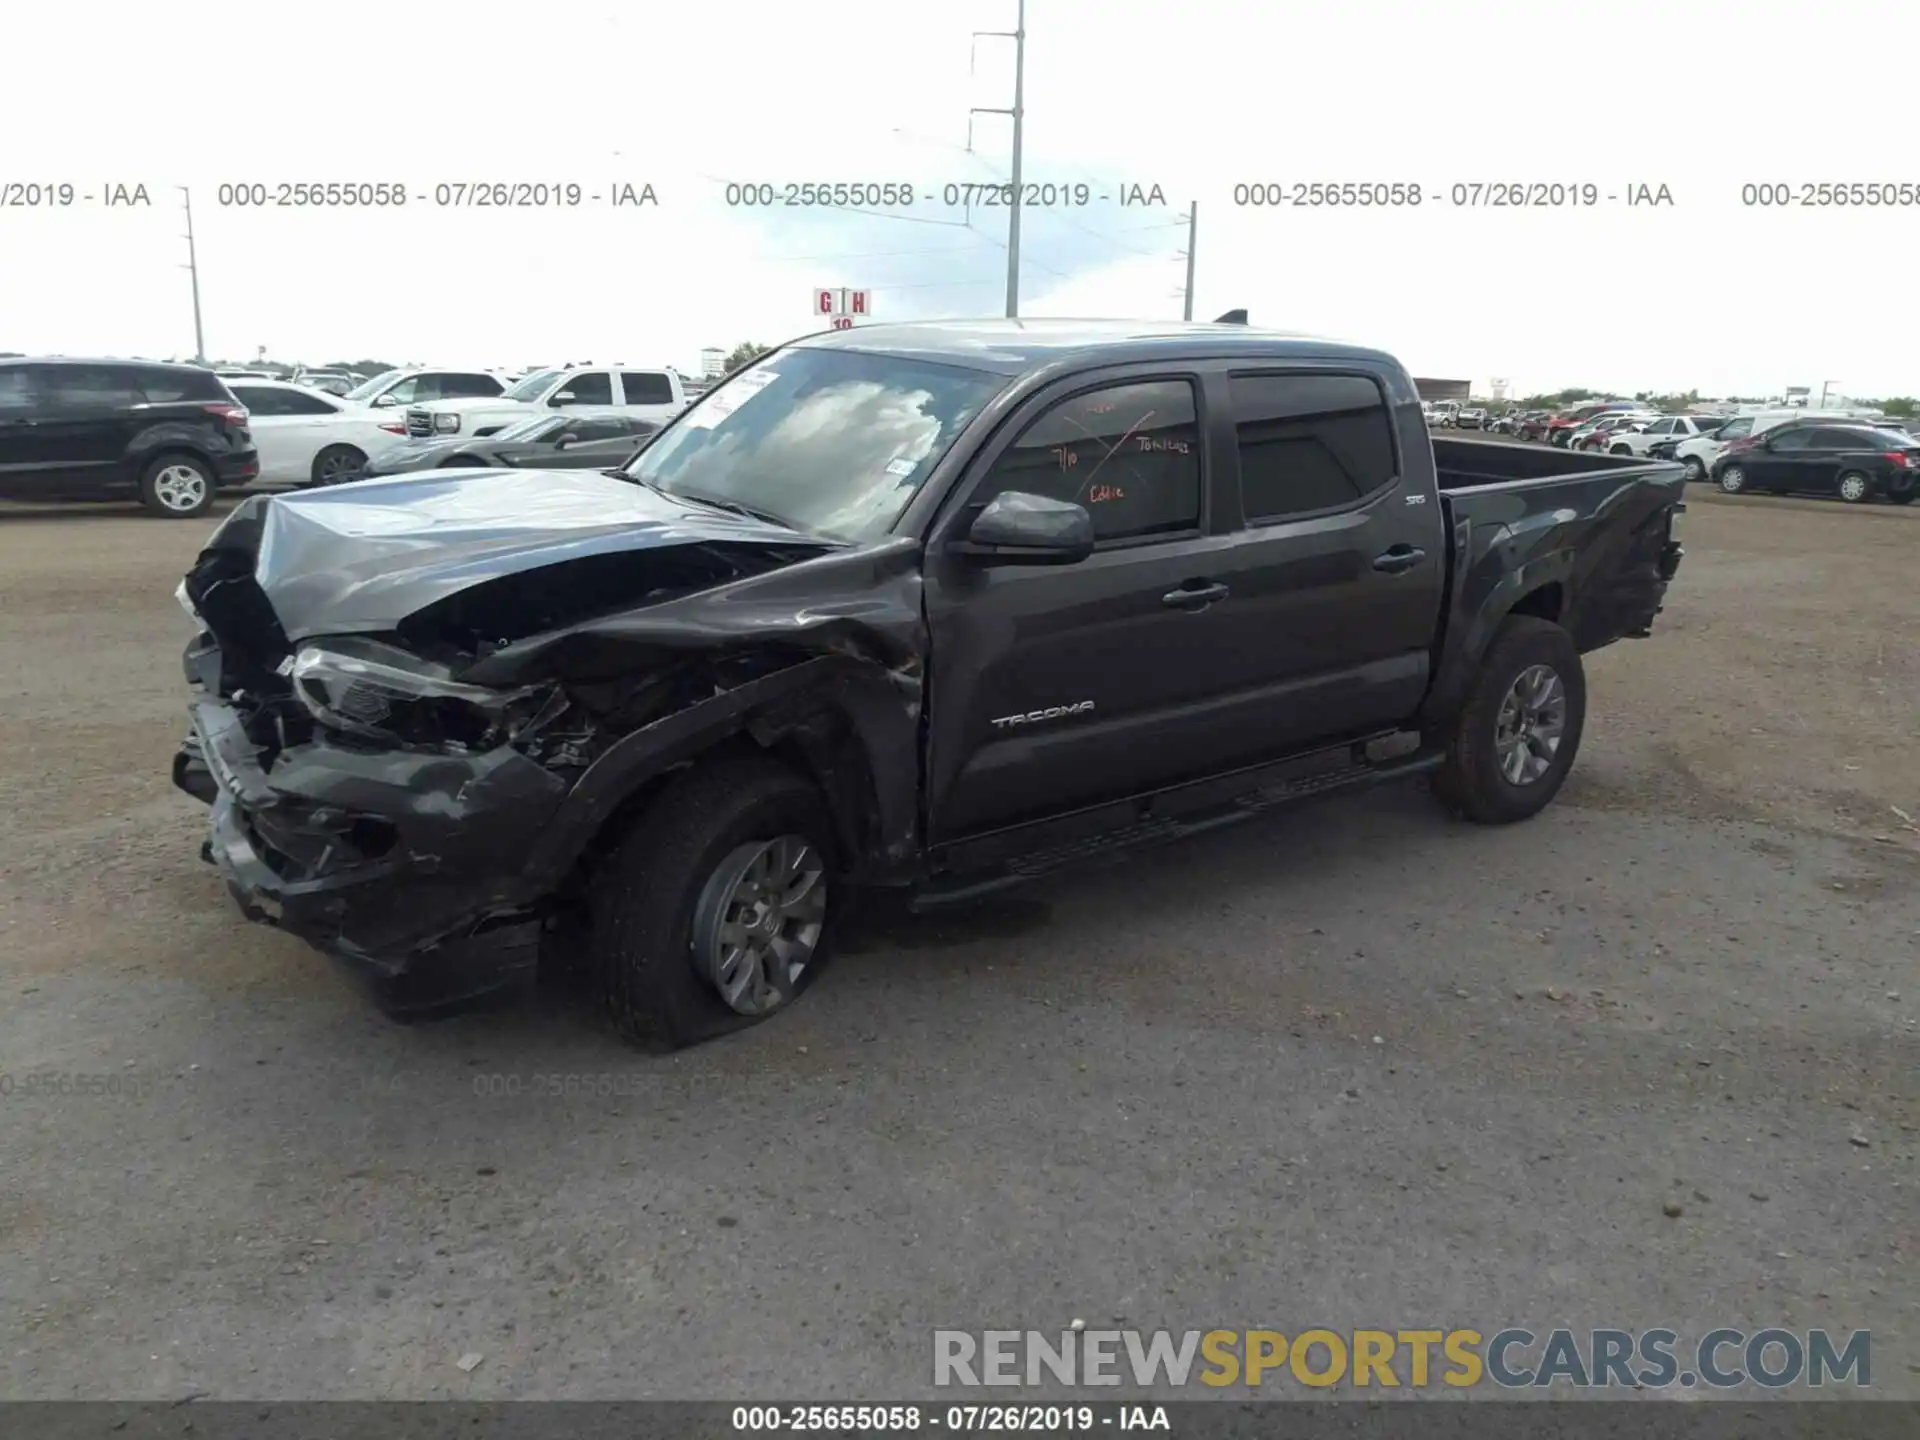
0 491 1913 1401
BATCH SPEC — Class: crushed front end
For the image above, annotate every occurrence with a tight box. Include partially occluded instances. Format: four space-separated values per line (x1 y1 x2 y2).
172 605 576 1010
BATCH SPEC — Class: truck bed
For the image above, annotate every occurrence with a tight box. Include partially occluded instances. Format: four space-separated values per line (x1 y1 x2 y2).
1431 435 1670 492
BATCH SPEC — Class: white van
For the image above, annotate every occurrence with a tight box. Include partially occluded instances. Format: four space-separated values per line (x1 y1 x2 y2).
1673 408 1881 481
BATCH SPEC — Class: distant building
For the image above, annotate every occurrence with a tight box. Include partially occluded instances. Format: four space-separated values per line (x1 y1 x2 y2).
700 347 726 379
1413 377 1472 404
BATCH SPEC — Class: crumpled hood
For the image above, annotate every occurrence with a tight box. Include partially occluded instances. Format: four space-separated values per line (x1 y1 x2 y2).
194 468 833 641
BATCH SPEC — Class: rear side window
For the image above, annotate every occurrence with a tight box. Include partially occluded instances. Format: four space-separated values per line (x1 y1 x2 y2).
976 379 1202 543
1811 427 1871 448
1231 373 1398 521
42 365 138 409
124 366 224 403
620 371 675 405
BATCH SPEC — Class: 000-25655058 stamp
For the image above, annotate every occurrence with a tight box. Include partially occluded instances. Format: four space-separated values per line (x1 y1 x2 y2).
1231 181 1677 208
208 181 659 208
720 180 1168 210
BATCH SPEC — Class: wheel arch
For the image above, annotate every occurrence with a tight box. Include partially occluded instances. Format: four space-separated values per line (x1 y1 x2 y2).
526 654 921 898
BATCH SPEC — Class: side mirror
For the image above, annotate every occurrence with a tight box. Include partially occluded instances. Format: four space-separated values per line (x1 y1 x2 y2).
554 433 580 448
549 391 576 406
372 394 398 408
953 491 1095 565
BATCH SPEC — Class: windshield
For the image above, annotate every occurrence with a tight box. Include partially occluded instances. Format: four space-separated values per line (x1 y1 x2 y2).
503 369 563 402
623 347 1005 541
491 414 566 442
343 370 401 402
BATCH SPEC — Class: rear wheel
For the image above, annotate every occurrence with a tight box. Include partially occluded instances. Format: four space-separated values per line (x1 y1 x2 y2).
590 756 837 1050
137 453 216 517
1432 616 1586 825
309 444 366 486
1836 471 1872 504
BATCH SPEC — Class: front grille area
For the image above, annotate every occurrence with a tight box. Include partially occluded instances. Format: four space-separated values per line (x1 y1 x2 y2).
405 408 434 437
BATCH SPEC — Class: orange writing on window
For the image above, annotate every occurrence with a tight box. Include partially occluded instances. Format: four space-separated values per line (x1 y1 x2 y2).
1088 484 1126 503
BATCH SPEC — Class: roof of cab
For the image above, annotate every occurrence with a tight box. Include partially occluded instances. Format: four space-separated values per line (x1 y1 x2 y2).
789 318 1401 378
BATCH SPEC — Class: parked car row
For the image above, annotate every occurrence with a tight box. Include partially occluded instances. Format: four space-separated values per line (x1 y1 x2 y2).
0 355 688 516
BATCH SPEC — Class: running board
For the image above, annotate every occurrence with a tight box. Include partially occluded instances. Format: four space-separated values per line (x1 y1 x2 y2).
910 747 1442 910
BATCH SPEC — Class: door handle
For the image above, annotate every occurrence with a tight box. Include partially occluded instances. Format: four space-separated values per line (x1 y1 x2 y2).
1372 546 1427 574
1162 581 1229 609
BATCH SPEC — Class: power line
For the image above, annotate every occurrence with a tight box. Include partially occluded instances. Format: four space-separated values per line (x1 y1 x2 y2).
969 0 1026 315
179 187 205 364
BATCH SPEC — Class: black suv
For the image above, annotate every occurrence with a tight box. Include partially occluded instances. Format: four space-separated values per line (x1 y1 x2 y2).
0 358 259 517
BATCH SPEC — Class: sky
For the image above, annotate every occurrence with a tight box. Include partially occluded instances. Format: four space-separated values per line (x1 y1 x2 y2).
3 0 1917 400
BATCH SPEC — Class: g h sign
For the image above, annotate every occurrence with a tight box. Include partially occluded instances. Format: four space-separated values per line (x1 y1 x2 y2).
814 288 872 319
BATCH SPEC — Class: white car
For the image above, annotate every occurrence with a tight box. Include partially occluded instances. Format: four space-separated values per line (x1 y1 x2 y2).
339 367 510 411
223 379 413 487
402 364 690 440
1605 414 1725 458
1456 407 1487 430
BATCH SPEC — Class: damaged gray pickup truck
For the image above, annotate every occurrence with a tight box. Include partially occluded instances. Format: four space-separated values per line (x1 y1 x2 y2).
173 317 1686 1048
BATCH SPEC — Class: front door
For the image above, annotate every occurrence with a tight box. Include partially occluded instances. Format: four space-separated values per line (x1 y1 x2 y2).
922 371 1249 839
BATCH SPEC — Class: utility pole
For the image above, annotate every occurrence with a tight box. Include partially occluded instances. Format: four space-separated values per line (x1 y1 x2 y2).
179 187 206 364
1180 204 1197 320
1819 379 1837 409
970 0 1027 317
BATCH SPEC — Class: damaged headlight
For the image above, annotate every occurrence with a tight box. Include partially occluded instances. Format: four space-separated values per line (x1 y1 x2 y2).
174 579 199 624
288 645 555 751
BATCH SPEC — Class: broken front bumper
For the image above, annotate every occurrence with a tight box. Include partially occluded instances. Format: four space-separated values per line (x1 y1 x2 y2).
173 698 570 1012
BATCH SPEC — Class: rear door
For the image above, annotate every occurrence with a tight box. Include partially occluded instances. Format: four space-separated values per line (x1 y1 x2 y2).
24 364 138 491
1206 367 1443 745
1797 427 1873 493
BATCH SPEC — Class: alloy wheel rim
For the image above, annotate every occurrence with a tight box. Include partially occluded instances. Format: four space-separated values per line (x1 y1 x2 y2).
152 465 207 511
1839 475 1867 502
1494 664 1567 786
320 452 358 483
691 835 827 1016
1720 467 1745 493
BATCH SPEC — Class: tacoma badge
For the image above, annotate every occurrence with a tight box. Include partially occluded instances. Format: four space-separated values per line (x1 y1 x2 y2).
990 701 1095 731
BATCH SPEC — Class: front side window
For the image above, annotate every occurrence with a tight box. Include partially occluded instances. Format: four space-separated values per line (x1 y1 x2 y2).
503 369 562 402
552 372 612 406
1232 373 1398 521
383 376 422 405
446 373 502 397
626 346 1004 541
973 380 1201 543
1717 418 1753 440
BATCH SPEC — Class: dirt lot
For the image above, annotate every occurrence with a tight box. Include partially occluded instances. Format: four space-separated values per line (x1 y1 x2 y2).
0 491 1914 1400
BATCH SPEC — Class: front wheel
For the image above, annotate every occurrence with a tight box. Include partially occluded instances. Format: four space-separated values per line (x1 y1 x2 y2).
1609 444 1633 455
1718 465 1748 495
590 756 837 1050
1432 616 1586 824
1682 456 1705 482
1836 470 1872 504
309 444 367 486
138 453 216 517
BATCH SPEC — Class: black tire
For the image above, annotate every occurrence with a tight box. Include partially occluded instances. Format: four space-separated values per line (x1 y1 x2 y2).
1609 444 1632 455
137 452 216 517
1717 464 1748 495
589 755 837 1050
437 454 491 468
309 444 367 486
1836 470 1872 504
1681 456 1705 482
1432 616 1586 825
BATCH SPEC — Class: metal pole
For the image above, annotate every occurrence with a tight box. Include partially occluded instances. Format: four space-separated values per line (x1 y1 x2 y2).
1181 204 1196 321
180 187 206 364
1004 0 1025 318
1819 380 1834 408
